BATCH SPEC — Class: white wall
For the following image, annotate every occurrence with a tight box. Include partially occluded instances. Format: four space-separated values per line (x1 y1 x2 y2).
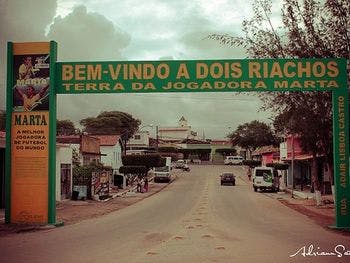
280 142 287 161
100 144 122 172
159 129 190 141
56 144 73 201
128 131 149 147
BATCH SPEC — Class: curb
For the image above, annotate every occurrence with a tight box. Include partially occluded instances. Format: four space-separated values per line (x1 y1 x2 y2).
108 176 157 200
284 188 315 200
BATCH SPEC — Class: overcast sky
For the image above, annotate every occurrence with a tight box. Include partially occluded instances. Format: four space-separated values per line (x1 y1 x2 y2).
0 0 283 139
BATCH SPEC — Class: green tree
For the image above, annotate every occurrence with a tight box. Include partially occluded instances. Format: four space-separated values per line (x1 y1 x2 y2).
120 154 165 183
228 120 277 154
57 119 78 135
0 110 5 131
80 111 141 140
178 148 212 160
121 154 164 171
209 0 349 194
208 0 349 61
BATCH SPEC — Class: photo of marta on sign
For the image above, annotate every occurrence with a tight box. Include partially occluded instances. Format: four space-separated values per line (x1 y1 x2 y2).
12 54 50 111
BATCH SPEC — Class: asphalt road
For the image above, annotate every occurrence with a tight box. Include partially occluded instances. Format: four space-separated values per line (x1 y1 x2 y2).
1 165 350 263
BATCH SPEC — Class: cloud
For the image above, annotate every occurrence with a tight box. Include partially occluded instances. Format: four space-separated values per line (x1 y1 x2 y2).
0 0 57 42
47 5 130 61
0 1 130 109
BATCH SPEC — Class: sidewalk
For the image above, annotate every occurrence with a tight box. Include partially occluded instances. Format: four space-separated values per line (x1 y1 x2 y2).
239 173 338 230
0 178 171 236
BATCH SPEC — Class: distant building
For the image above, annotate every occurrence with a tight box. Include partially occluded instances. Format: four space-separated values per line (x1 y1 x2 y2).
280 135 331 194
158 116 198 143
252 145 280 165
177 138 211 161
210 139 235 163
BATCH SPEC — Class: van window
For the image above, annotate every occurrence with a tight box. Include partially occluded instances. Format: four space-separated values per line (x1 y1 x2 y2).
255 169 272 177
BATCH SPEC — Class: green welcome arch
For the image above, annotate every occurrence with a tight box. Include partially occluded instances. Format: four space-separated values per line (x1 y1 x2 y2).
5 41 350 229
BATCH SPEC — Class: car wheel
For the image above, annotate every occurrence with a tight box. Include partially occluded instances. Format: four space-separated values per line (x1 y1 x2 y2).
253 186 257 192
233 182 235 186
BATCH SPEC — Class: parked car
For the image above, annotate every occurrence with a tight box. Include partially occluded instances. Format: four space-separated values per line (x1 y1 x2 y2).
224 155 244 165
220 173 236 186
252 166 280 192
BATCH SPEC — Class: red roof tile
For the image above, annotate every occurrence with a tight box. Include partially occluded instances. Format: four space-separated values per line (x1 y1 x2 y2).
57 135 80 144
92 135 121 146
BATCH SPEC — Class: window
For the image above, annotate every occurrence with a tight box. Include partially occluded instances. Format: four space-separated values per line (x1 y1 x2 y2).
134 135 141 140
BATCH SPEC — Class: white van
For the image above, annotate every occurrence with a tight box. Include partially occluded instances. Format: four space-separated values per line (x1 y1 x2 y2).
224 155 244 165
154 157 172 183
252 166 280 192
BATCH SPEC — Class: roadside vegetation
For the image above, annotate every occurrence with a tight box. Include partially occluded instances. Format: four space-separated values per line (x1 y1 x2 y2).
209 0 349 200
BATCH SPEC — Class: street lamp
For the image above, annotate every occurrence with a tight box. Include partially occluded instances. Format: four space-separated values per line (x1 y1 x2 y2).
138 124 159 152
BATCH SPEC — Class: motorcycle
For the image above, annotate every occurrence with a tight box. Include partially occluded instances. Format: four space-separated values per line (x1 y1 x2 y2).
181 164 190 172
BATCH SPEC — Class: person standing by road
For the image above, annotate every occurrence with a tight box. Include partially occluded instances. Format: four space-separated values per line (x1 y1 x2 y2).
247 167 252 181
136 177 142 193
144 177 149 192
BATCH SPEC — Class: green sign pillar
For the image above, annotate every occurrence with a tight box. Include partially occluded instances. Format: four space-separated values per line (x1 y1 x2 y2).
5 41 57 225
332 90 350 228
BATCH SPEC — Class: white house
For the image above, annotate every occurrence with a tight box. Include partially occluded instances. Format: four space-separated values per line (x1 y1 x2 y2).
93 135 123 175
56 143 73 201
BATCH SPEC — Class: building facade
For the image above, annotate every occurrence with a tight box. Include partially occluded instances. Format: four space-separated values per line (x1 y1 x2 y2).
158 116 198 142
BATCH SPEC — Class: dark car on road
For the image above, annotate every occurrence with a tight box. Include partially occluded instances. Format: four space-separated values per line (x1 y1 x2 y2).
220 173 236 186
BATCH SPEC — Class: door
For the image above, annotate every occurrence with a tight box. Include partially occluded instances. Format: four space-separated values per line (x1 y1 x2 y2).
61 164 72 200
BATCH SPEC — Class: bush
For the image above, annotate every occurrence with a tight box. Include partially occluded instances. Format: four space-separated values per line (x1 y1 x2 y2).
178 149 211 160
119 165 148 174
122 153 164 168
